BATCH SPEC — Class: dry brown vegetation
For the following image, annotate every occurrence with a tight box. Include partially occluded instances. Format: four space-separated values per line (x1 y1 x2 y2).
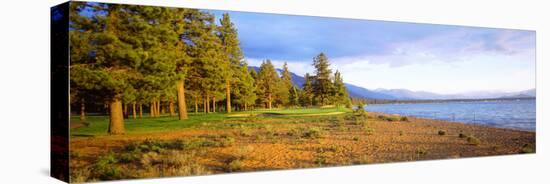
69 112 535 182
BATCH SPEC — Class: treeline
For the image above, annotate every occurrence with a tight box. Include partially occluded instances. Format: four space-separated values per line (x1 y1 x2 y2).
69 2 351 135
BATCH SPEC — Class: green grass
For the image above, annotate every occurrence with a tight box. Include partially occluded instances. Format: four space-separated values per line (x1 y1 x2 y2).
231 107 350 116
71 107 350 136
71 113 227 136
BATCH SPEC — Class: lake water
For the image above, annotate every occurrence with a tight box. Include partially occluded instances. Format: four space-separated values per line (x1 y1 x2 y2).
364 99 536 131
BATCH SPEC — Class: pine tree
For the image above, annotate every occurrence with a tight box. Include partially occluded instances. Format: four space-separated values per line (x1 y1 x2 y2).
312 53 334 106
69 3 94 124
280 62 292 107
233 63 257 111
218 13 245 113
301 73 314 107
256 60 280 109
333 70 351 107
70 3 147 134
189 12 226 113
289 86 300 107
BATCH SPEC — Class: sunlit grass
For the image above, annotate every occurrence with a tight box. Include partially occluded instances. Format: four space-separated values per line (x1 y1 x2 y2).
70 107 350 136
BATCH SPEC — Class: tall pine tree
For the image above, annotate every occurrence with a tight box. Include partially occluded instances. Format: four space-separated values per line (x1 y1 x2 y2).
218 13 244 113
333 70 351 107
301 73 314 107
256 60 280 109
280 62 292 107
312 53 334 106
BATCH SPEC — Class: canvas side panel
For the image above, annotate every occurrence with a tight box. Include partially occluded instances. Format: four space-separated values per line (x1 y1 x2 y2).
51 1 70 183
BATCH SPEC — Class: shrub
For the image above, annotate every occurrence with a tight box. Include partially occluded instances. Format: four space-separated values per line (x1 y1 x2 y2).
399 130 404 136
520 144 534 154
387 117 399 121
438 130 446 136
365 127 375 136
91 153 124 180
344 114 355 121
354 103 366 114
458 133 467 138
255 134 266 141
219 136 236 147
466 136 481 145
302 127 324 139
118 151 140 163
377 115 399 122
70 167 91 183
400 117 409 122
353 136 359 141
416 147 428 155
286 128 298 137
317 145 341 153
196 139 218 147
265 130 276 139
331 116 345 128
240 128 254 137
148 151 211 177
140 152 160 166
314 155 327 167
227 159 243 172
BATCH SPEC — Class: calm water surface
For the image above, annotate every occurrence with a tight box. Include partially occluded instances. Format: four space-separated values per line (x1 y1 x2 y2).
365 99 535 131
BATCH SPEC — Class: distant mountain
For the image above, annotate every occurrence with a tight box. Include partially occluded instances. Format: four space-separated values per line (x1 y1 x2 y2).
498 89 536 99
374 88 536 100
345 84 397 99
374 89 446 100
248 66 535 100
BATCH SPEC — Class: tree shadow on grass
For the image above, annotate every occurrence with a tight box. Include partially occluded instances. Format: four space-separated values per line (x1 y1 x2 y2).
71 134 95 137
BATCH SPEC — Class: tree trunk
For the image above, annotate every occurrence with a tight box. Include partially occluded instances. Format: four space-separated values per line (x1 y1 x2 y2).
151 101 155 117
206 94 210 113
176 80 188 120
213 97 216 113
194 97 198 113
268 94 272 109
108 98 125 135
139 103 143 118
203 97 207 113
226 80 231 113
244 103 248 111
132 102 136 119
169 100 175 117
155 100 159 116
123 103 128 119
156 100 160 117
157 100 161 116
80 100 86 123
160 101 165 115
104 103 109 115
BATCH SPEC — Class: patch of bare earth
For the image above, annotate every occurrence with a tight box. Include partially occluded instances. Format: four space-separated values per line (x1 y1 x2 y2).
69 113 535 180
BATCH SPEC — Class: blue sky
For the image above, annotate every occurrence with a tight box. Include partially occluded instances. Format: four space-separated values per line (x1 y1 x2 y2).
209 10 536 94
